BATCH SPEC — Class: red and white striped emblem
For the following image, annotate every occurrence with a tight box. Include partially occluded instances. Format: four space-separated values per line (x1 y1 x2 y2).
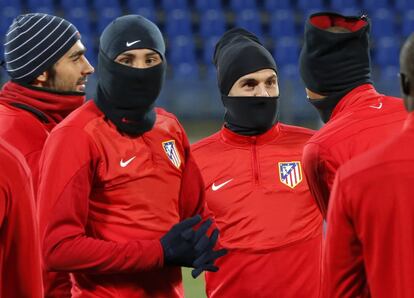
162 140 181 169
278 161 303 189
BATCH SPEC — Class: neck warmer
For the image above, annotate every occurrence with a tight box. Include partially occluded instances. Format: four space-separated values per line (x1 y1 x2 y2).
94 14 167 136
0 81 85 124
222 95 279 135
299 12 373 122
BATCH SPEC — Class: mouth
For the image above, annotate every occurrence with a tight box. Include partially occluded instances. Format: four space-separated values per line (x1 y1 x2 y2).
76 79 87 92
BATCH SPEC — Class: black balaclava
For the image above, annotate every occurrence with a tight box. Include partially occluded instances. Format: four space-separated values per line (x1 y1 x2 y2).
95 15 166 136
299 12 373 122
213 28 279 136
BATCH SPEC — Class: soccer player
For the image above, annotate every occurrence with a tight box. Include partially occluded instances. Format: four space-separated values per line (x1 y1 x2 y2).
0 13 94 297
0 139 42 297
37 15 225 297
299 12 407 218
323 33 414 298
192 28 323 297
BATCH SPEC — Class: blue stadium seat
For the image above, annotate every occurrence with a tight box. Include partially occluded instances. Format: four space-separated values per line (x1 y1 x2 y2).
330 0 357 11
0 4 20 38
395 0 414 11
66 8 92 35
165 9 192 37
339 8 362 16
235 9 263 38
161 0 188 11
273 37 300 66
93 0 120 10
297 0 324 12
168 35 196 65
132 7 156 22
27 0 54 11
199 10 225 38
96 6 122 34
402 10 414 38
362 0 389 11
202 36 220 65
60 0 87 10
374 37 400 67
230 0 257 12
195 0 222 11
173 63 199 79
370 9 396 39
0 0 22 11
269 9 296 38
126 0 154 11
264 0 292 10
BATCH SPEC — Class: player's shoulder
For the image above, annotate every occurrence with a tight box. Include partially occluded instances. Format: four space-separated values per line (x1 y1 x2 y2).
279 122 315 138
57 100 102 131
191 131 222 154
0 138 31 181
154 107 184 130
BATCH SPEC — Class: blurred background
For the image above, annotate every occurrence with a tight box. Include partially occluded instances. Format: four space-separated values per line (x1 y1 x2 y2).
0 0 412 295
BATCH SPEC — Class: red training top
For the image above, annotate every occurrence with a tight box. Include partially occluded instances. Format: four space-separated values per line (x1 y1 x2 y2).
192 123 323 298
38 101 209 297
0 138 43 298
324 112 414 298
303 84 407 218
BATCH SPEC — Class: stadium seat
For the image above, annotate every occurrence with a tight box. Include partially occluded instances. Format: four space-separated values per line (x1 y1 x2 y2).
269 9 296 38
165 9 192 37
27 0 54 11
362 0 389 11
202 36 220 65
126 0 154 11
173 63 199 79
297 0 324 12
60 0 87 10
199 10 226 38
235 9 263 38
230 0 257 12
402 10 414 38
195 0 222 11
395 0 414 11
370 9 396 39
161 0 188 11
96 6 122 34
374 37 400 67
264 0 292 10
273 37 300 66
330 0 357 11
65 8 92 35
168 35 196 66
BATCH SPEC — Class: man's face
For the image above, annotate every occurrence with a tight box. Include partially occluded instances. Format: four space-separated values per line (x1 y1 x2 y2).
114 48 162 69
228 69 279 97
44 40 94 92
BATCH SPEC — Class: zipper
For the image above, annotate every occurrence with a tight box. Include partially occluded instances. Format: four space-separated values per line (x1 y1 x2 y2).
251 137 259 185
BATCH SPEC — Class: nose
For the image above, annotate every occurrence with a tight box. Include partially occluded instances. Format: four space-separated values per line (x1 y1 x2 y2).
256 84 270 97
82 57 95 75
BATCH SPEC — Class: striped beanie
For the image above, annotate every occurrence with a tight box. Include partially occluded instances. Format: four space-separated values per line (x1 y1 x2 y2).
4 13 80 83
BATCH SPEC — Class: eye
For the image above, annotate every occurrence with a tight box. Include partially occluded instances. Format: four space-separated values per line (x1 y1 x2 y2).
266 78 276 87
243 80 257 88
118 58 132 66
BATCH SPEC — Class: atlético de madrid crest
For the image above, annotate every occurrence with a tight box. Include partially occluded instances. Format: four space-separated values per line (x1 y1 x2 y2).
162 140 181 169
278 161 302 189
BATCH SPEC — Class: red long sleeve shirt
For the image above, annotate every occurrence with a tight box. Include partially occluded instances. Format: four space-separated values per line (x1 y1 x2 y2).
0 139 43 298
38 101 208 297
192 123 323 298
324 112 414 298
302 84 407 218
0 81 85 297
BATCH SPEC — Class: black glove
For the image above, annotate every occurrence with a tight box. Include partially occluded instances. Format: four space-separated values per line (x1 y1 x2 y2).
161 215 208 267
191 228 228 278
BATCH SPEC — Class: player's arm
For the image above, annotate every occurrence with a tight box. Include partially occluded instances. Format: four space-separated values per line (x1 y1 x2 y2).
38 127 164 273
302 142 338 218
323 170 367 297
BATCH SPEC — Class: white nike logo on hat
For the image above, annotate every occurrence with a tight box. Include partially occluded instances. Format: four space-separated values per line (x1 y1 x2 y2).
120 156 136 167
211 179 233 191
126 40 141 47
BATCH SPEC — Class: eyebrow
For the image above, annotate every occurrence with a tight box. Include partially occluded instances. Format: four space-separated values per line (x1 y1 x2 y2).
68 49 86 59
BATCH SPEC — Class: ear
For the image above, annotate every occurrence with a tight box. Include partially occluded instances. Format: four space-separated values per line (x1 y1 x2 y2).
399 72 410 96
34 71 48 84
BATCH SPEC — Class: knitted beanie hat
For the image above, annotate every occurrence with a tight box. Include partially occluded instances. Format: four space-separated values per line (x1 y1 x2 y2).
4 13 80 83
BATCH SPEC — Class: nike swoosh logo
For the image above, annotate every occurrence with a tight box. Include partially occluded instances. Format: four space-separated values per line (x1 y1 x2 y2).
369 102 383 109
211 179 233 191
120 156 136 167
126 40 141 47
